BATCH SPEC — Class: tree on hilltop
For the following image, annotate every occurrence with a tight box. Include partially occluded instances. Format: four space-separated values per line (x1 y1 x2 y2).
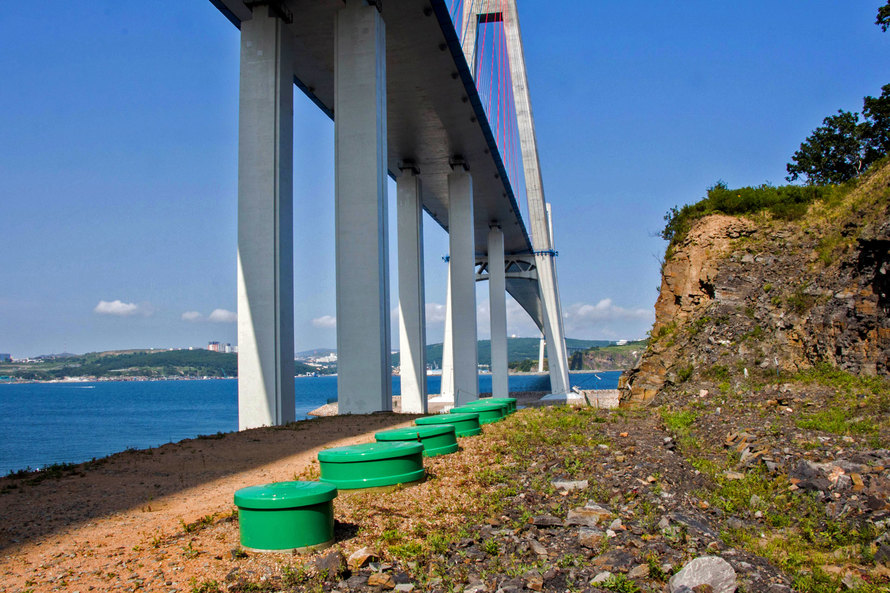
786 111 868 185
877 1 890 31
786 85 890 184
863 84 890 158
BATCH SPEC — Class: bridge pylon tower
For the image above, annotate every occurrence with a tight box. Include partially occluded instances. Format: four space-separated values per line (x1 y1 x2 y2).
460 0 572 396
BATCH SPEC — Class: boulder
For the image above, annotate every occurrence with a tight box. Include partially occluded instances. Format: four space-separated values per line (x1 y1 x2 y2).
669 556 737 593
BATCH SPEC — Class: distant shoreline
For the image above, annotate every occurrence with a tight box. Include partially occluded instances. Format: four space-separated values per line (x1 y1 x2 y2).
0 369 622 386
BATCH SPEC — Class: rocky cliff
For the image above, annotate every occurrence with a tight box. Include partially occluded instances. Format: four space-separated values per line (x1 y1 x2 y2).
622 162 890 403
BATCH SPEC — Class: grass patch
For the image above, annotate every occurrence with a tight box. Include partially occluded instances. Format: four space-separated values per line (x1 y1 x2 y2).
795 408 878 436
660 409 698 435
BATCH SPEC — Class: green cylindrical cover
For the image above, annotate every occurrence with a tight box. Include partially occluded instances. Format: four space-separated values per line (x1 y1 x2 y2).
374 424 459 457
414 412 482 437
451 403 505 424
318 442 425 489
234 481 337 552
464 397 516 414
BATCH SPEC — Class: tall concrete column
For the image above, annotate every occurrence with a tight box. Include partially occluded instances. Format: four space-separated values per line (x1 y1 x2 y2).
236 9 295 430
397 169 427 414
439 263 454 400
538 336 545 373
334 1 391 414
447 168 478 405
488 226 508 398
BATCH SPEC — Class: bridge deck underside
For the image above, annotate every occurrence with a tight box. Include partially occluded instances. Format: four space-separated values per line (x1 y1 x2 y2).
214 0 545 327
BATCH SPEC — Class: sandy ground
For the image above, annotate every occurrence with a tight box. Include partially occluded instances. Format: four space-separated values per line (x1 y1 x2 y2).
0 412 422 592
0 393 547 592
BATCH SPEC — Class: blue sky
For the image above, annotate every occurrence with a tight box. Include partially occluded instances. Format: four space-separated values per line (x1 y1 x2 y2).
0 1 887 357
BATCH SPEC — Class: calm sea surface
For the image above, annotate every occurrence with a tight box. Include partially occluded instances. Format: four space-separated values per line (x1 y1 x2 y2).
0 371 620 474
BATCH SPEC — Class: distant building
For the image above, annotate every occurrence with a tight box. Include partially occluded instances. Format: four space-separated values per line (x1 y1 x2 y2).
224 343 234 354
0 353 10 362
207 342 221 352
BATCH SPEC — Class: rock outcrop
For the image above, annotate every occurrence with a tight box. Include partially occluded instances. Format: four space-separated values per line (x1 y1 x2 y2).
622 163 890 403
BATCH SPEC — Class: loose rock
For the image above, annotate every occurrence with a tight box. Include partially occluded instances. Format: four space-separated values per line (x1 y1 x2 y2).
368 572 396 590
669 556 737 593
348 547 378 571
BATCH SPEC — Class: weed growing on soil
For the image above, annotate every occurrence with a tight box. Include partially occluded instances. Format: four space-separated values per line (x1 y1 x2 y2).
189 579 222 593
181 513 217 534
601 573 641 592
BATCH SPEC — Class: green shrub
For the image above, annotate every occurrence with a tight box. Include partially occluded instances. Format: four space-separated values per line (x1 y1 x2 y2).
662 182 830 248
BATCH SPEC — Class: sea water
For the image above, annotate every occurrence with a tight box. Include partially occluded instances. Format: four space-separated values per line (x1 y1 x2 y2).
0 371 620 474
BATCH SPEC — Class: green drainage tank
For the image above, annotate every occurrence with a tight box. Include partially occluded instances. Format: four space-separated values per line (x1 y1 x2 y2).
318 442 425 489
451 402 506 424
414 412 482 437
466 397 517 414
374 424 459 457
234 481 337 553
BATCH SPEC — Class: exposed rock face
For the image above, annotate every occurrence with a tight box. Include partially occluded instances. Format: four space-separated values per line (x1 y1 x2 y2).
655 215 756 335
622 165 890 403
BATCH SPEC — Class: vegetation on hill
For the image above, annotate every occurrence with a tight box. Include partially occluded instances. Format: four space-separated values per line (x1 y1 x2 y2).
569 340 647 371
661 182 832 252
0 350 327 381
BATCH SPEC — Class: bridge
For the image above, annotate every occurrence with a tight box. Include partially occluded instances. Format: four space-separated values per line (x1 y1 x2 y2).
210 0 573 429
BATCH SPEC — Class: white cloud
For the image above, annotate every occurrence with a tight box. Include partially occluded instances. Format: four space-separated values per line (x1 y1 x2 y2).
181 311 203 322
425 303 447 324
208 309 237 323
94 300 150 317
562 299 654 339
312 315 337 329
564 299 652 322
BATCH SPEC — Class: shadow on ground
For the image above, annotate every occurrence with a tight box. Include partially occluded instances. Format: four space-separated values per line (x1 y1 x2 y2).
0 413 419 551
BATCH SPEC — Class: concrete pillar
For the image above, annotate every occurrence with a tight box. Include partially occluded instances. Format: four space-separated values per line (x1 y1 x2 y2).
488 226 508 397
397 169 427 414
538 336 545 373
439 263 454 400
447 168 478 405
334 1 391 414
236 9 296 430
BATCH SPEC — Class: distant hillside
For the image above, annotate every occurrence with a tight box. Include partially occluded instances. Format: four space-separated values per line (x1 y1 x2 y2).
0 350 325 381
570 340 647 371
295 348 336 359
392 337 614 368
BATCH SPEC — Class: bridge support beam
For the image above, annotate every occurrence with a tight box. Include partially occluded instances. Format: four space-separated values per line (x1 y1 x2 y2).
439 264 454 400
397 169 427 414
334 1 392 414
488 225 508 398
447 168 478 406
236 9 296 430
